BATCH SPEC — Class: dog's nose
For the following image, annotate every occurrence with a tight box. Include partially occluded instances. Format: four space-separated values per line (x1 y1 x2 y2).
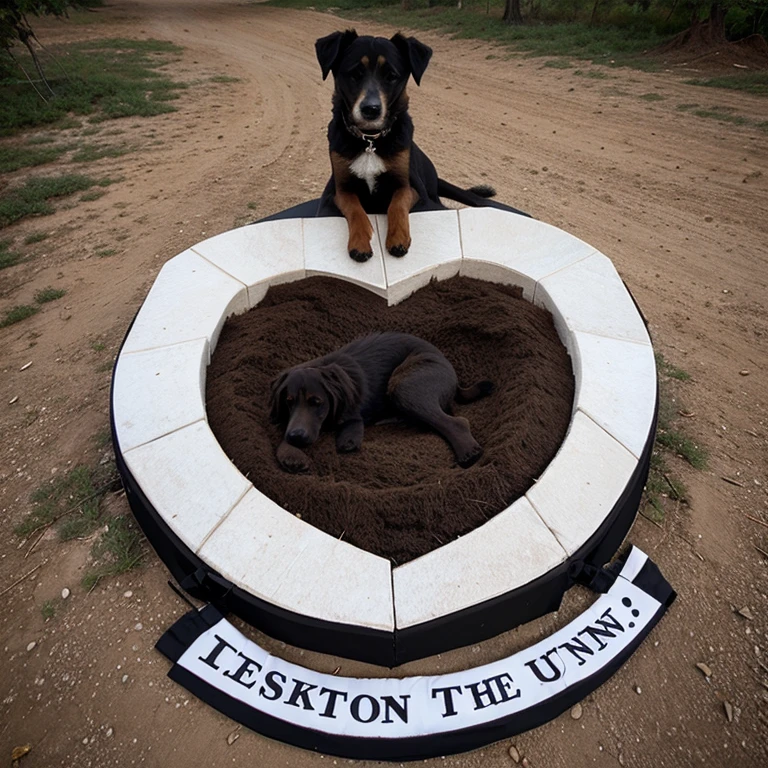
360 100 382 121
286 428 309 447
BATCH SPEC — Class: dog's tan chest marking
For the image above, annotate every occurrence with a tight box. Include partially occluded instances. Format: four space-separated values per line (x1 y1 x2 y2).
349 151 386 194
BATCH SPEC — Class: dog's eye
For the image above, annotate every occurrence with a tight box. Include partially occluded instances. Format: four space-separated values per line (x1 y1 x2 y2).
307 396 323 407
348 65 365 81
285 395 295 403
384 68 400 83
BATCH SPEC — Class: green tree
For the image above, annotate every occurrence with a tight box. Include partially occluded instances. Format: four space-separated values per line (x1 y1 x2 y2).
0 2 96 96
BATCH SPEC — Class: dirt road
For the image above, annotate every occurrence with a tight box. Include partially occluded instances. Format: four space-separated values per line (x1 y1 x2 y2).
1 1 767 766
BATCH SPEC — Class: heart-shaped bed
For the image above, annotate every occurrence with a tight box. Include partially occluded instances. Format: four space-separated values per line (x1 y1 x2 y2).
111 207 657 667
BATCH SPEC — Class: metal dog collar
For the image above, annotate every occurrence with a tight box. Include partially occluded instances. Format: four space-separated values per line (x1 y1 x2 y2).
343 116 390 153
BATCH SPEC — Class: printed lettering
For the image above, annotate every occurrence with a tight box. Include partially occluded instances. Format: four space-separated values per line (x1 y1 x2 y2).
381 695 410 724
286 679 318 710
524 648 563 683
431 686 464 718
350 694 380 723
318 687 348 719
197 634 238 671
222 651 262 689
259 670 286 701
490 673 521 703
558 637 595 666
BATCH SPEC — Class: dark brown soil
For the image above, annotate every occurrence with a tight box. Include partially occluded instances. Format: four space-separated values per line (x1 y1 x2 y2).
206 275 574 564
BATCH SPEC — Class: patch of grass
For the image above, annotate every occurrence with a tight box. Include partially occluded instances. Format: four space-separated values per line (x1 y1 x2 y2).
94 246 117 257
0 38 186 136
41 600 56 620
1 304 40 328
24 231 50 245
543 59 573 69
26 135 57 145
70 143 133 163
656 428 708 470
0 238 23 269
0 174 115 228
34 286 66 304
686 72 768 96
15 462 119 540
210 74 241 83
265 0 670 64
82 515 144 590
574 69 610 79
0 144 69 173
655 352 691 381
692 107 749 126
91 340 106 351
80 190 106 202
639 92 664 101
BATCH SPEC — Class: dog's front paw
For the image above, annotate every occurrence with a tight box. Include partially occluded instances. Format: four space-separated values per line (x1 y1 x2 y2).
387 242 409 258
349 248 373 263
277 442 311 474
336 436 361 453
457 442 483 469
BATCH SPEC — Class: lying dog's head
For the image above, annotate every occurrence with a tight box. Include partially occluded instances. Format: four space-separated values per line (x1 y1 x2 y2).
315 29 432 135
269 364 359 447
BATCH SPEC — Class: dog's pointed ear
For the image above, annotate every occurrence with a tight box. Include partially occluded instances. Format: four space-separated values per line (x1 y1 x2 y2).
268 371 289 424
390 33 432 86
315 29 358 81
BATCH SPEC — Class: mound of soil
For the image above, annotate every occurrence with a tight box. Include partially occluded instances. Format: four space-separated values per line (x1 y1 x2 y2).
206 275 574 564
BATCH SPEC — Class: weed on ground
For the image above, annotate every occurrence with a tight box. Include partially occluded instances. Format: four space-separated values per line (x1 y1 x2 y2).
0 238 23 269
0 39 186 137
0 174 115 229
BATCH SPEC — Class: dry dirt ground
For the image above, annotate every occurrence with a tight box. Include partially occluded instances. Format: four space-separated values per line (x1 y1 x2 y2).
1 1 768 766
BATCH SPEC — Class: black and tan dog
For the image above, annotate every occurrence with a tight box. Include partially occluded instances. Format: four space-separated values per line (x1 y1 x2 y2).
316 29 497 262
269 332 493 473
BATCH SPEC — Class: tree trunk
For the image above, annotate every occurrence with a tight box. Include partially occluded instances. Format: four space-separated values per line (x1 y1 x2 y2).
503 0 524 24
18 26 54 96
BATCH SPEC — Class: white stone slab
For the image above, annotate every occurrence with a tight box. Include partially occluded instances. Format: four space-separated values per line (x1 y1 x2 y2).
122 421 251 554
201 488 394 631
304 216 387 297
459 208 597 300
534 252 651 350
377 210 462 305
572 331 657 458
191 220 305 308
526 411 638 556
112 339 208 453
393 497 567 629
122 250 248 355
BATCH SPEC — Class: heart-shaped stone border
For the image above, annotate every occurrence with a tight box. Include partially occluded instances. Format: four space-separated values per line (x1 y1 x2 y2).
111 207 657 667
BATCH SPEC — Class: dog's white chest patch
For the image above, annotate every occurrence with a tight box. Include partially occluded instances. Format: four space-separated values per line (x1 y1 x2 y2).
349 151 386 194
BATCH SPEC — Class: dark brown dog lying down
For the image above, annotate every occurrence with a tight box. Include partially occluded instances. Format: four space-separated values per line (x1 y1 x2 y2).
269 332 493 473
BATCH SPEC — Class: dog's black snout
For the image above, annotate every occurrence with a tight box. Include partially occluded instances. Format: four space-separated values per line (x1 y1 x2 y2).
360 100 382 120
286 428 309 447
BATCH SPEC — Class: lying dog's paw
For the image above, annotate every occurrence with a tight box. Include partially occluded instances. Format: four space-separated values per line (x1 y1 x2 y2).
336 436 361 453
277 443 311 474
388 243 409 258
457 442 483 469
349 248 373 263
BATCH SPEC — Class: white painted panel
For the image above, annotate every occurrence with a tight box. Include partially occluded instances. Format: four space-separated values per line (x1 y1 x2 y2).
377 210 462 305
393 497 567 629
534 252 651 346
572 331 657 458
122 250 248 354
459 208 596 300
113 339 208 453
191 220 305 308
304 216 387 297
122 421 251 553
526 411 638 555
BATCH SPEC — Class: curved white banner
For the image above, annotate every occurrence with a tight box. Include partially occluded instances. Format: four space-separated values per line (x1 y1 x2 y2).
158 546 674 758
